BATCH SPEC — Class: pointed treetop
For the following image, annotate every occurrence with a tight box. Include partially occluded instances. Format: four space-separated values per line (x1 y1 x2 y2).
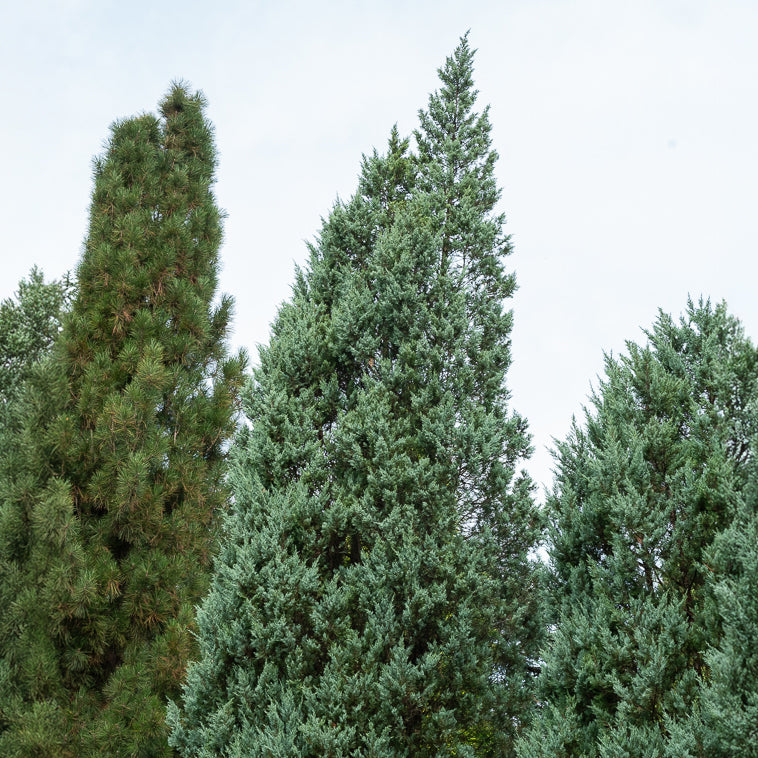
416 32 480 156
436 31 478 109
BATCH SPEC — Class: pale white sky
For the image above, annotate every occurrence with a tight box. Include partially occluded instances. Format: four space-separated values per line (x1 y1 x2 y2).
2 0 757 495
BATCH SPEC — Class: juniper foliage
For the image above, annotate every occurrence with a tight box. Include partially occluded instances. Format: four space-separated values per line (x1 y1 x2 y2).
517 300 757 758
168 36 541 758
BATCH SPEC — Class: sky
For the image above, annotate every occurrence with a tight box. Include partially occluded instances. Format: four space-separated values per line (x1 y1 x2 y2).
2 0 757 496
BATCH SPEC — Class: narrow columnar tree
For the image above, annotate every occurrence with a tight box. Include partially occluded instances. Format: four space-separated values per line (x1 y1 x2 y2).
517 300 758 758
169 36 541 758
0 84 244 758
414 34 542 725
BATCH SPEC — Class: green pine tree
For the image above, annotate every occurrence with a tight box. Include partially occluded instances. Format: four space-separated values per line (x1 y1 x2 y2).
0 267 72 756
168 36 541 758
516 300 758 758
0 84 244 758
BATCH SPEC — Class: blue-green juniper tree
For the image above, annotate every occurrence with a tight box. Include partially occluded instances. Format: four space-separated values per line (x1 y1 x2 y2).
517 300 758 758
168 36 541 758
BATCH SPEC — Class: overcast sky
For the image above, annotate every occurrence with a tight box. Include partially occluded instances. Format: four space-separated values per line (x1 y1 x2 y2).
2 0 757 495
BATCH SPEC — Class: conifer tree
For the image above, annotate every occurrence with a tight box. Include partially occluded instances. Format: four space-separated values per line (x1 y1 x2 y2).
168 36 541 757
414 34 541 717
0 266 72 474
688 474 758 758
0 267 71 410
517 300 757 758
0 268 72 756
0 84 244 758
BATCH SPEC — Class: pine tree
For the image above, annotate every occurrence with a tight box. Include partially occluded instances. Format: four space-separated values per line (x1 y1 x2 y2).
0 268 72 756
168 36 541 757
517 300 758 758
0 354 72 757
0 84 244 758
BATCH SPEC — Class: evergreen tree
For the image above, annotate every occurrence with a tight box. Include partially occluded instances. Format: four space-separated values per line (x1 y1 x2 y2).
0 267 71 430
517 300 758 758
689 473 758 757
168 36 541 757
414 34 542 720
0 84 244 758
0 268 72 756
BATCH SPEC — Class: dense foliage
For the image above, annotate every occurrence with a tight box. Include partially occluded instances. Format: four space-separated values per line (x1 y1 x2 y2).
0 85 244 757
517 300 758 758
1 34 757 758
0 267 71 407
167 35 542 758
696 478 758 758
0 267 72 454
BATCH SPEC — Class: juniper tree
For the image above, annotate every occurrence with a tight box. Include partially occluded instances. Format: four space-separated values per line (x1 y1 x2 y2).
683 472 758 758
0 84 244 758
517 300 757 758
0 267 71 407
0 267 71 456
168 37 541 758
0 268 71 520
414 33 542 720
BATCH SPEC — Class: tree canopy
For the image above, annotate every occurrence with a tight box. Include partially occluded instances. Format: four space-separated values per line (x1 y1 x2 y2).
0 84 244 758
168 35 542 758
517 299 758 758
